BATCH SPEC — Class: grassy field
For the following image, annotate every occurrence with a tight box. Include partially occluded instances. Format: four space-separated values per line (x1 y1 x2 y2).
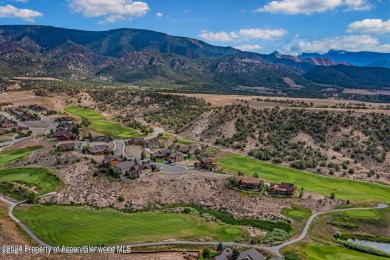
282 205 312 219
0 146 41 167
177 138 194 145
0 168 63 198
217 155 390 204
65 106 143 139
341 210 380 218
14 206 245 246
305 244 388 260
207 146 220 153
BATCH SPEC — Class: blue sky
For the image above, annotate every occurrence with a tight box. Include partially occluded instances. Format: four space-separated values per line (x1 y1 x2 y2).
0 0 389 55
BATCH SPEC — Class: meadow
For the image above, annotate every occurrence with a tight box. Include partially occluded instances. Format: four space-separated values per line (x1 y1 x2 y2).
0 146 41 167
14 206 245 246
305 244 388 260
217 155 390 204
65 106 143 139
0 168 63 198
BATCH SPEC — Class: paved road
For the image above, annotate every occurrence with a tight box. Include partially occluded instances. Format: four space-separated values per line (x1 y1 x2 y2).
113 140 127 158
0 193 387 258
158 163 188 174
0 192 57 248
145 127 164 140
0 136 30 148
273 203 388 252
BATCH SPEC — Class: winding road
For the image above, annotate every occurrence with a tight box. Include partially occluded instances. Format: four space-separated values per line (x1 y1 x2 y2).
0 191 386 258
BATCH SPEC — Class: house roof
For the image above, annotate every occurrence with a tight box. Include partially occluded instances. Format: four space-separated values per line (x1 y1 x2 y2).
237 176 261 185
202 158 213 164
215 248 233 260
270 182 295 191
237 248 264 260
89 145 109 153
103 155 122 164
60 143 74 149
116 161 136 171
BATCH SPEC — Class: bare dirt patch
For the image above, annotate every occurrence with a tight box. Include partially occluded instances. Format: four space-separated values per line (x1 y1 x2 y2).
343 88 390 95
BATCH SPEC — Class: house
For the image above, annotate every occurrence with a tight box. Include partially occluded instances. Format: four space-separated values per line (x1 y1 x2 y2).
152 149 172 159
1 121 15 129
237 248 264 260
95 136 113 142
56 116 73 122
115 161 136 174
146 139 160 149
58 143 75 152
128 138 146 146
194 158 216 170
237 176 262 191
103 155 123 167
127 163 154 179
88 145 110 155
268 182 296 197
166 152 184 163
213 248 233 260
55 129 76 141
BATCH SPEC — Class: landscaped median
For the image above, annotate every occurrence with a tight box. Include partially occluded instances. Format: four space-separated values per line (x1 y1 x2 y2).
65 106 143 139
217 154 390 204
13 206 245 246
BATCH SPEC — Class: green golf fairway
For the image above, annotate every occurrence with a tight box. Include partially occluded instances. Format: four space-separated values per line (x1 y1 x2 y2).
340 209 380 218
217 155 390 204
65 107 143 139
0 168 62 196
0 146 41 167
14 206 245 246
305 244 388 259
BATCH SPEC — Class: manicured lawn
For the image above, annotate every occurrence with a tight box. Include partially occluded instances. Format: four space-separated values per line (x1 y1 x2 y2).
341 210 380 219
14 206 245 246
305 244 388 260
217 155 390 204
282 206 311 219
178 138 193 144
65 106 143 139
0 168 63 197
0 146 41 167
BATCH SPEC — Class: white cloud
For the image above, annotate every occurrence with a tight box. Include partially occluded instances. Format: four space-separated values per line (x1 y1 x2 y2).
343 0 372 11
280 35 390 55
156 12 163 17
199 31 233 42
235 44 263 51
238 28 287 40
0 4 42 22
199 28 287 42
69 0 149 23
347 19 390 34
255 0 372 15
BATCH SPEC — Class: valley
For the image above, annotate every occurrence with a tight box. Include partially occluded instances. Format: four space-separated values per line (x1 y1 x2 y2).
1 83 389 259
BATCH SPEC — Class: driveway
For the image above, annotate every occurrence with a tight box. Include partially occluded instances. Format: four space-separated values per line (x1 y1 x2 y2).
158 163 188 174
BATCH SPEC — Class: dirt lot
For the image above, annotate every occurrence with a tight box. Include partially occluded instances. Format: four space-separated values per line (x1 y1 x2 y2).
172 93 390 113
343 88 390 95
0 91 67 111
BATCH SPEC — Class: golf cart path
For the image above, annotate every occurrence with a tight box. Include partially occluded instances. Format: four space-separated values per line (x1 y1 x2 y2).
0 191 386 258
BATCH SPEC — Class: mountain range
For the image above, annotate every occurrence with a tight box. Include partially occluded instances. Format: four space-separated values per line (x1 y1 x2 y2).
0 25 390 94
299 50 390 68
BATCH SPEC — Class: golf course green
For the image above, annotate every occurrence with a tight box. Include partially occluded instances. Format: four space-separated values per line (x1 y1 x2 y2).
0 146 41 167
14 206 245 246
65 106 143 139
305 244 388 260
0 168 63 198
217 155 390 204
